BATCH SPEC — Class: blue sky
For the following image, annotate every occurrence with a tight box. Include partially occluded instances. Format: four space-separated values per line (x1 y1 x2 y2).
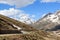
20 0 60 19
0 0 60 21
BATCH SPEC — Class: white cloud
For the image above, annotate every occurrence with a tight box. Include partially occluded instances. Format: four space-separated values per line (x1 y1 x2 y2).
0 8 35 24
40 0 60 3
0 0 36 8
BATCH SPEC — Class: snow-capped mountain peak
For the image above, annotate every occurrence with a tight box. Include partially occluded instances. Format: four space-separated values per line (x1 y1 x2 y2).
42 10 60 24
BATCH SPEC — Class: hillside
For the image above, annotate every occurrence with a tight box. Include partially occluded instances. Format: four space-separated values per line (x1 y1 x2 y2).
0 14 36 31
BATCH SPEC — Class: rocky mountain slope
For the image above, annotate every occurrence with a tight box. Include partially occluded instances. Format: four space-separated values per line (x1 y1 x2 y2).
34 10 60 31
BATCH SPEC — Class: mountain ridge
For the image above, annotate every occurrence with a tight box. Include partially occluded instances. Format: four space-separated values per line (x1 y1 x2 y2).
34 10 60 31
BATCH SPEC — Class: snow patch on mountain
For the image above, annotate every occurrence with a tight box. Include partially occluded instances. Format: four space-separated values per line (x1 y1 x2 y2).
42 10 60 24
13 24 22 30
